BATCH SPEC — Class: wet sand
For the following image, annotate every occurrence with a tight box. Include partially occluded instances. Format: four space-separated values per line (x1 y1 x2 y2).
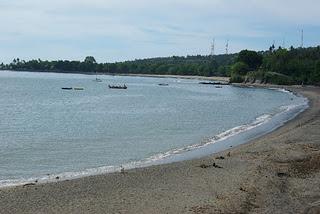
0 86 319 214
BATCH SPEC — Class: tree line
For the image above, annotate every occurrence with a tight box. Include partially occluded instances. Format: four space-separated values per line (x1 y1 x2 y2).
0 54 237 77
1 46 320 85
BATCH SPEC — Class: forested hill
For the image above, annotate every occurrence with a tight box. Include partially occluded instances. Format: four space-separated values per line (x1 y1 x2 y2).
0 54 237 77
230 46 320 85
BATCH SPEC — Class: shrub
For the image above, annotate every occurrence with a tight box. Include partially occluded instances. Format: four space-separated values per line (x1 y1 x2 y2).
230 74 245 83
264 72 294 85
231 62 250 76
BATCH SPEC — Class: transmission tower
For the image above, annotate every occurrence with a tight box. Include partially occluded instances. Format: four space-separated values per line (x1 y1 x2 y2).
225 39 229 55
282 37 286 48
210 38 215 56
301 29 304 48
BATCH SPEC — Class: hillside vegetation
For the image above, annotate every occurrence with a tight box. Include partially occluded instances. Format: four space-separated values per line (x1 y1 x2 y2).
0 54 236 77
1 46 320 85
230 46 320 85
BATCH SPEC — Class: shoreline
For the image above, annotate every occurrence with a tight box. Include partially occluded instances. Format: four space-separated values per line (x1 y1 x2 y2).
0 85 307 189
0 86 319 213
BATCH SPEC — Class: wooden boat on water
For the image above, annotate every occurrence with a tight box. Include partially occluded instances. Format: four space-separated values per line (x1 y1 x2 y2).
94 78 102 82
94 71 102 82
108 84 127 89
73 87 84 90
61 87 84 90
158 83 169 86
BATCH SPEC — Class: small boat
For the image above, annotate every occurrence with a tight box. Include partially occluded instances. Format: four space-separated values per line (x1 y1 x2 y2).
108 84 127 89
73 87 84 90
61 87 73 90
158 83 169 86
199 82 215 85
94 71 102 82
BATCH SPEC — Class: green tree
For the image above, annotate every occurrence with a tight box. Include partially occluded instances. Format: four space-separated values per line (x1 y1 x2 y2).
311 60 320 84
84 56 96 64
231 62 249 76
237 50 263 70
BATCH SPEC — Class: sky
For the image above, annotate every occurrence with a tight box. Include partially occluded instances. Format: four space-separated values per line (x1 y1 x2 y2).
0 0 320 63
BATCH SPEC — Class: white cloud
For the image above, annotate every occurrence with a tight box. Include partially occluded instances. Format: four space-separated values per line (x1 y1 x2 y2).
0 0 319 63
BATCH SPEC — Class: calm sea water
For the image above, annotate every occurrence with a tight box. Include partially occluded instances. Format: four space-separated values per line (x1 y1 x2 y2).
0 71 308 186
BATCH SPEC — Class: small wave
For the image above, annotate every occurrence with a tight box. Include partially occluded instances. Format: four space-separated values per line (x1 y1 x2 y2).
280 104 301 112
0 165 120 188
269 87 293 94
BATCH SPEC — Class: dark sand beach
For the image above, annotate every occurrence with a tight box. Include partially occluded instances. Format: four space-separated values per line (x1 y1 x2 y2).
0 86 319 214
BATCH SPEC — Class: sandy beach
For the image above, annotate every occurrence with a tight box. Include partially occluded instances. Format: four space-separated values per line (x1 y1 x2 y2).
0 85 319 214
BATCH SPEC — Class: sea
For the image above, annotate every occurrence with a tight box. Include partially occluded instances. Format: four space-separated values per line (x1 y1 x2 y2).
0 71 308 187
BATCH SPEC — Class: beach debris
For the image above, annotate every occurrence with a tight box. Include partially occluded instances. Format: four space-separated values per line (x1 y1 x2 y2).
120 165 125 174
199 163 211 169
23 183 36 187
216 156 225 160
277 172 288 178
199 162 223 169
213 162 223 168
239 187 247 192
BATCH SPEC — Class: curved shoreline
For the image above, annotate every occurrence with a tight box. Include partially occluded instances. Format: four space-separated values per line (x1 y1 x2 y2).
0 86 307 188
0 86 319 213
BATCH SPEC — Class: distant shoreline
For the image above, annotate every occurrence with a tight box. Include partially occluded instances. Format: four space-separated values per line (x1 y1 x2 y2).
115 73 230 82
1 69 230 82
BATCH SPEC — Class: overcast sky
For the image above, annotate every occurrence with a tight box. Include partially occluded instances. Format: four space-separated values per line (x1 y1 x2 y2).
0 0 319 63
